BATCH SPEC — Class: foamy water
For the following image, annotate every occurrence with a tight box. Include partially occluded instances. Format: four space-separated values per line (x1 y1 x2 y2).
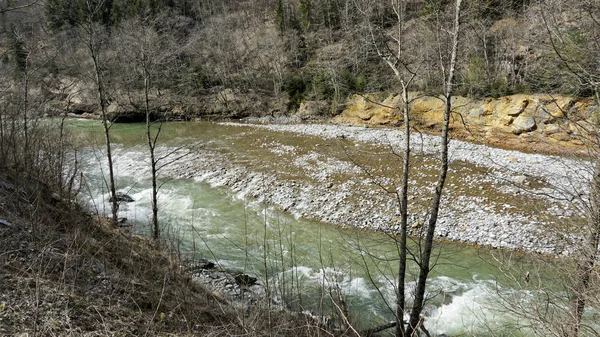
69 122 591 336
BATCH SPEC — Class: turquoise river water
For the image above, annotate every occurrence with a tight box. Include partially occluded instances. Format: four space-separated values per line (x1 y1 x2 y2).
66 119 587 336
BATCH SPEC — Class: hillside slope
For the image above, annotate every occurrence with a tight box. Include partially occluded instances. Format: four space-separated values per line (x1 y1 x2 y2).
3 0 599 124
0 168 323 336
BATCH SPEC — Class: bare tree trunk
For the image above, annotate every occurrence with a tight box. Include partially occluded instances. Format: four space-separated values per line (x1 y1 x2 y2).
144 63 160 240
100 87 118 227
22 61 29 167
395 83 410 337
117 17 179 240
0 103 4 160
85 12 118 227
359 1 421 334
406 0 461 335
571 163 600 336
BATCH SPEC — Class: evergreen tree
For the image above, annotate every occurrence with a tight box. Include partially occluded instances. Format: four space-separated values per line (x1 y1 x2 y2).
46 0 82 30
275 0 285 32
298 0 311 32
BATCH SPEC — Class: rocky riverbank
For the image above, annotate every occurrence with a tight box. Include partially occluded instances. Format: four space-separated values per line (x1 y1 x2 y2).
187 260 267 305
162 122 589 256
53 80 598 157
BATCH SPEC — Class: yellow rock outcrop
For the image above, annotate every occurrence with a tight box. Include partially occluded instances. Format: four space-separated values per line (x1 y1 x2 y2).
334 93 598 155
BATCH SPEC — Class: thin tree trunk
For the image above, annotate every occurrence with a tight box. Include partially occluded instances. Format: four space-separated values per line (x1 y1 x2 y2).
23 65 29 168
101 112 118 227
571 163 600 337
144 65 160 240
395 84 410 337
88 20 118 227
10 115 17 166
0 104 4 161
366 2 418 335
406 0 461 335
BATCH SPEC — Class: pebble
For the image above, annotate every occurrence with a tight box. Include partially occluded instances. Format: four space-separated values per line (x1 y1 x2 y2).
162 122 591 256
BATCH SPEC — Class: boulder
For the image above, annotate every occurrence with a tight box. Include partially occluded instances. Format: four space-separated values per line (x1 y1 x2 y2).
543 104 566 119
549 131 573 142
234 274 258 286
189 259 216 272
467 107 485 118
542 124 562 135
109 192 134 203
499 115 514 127
506 100 528 116
512 115 536 134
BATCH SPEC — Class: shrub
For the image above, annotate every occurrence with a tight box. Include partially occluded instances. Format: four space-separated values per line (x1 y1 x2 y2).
283 73 309 109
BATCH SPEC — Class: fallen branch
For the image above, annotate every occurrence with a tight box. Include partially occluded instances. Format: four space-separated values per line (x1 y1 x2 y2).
360 321 396 336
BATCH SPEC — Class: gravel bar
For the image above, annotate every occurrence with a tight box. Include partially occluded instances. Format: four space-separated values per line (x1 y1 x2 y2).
165 122 591 256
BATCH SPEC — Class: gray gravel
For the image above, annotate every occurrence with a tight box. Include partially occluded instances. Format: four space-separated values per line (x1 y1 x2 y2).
165 122 592 256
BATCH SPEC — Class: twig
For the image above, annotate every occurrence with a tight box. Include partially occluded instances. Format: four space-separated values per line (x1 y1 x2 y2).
144 274 167 336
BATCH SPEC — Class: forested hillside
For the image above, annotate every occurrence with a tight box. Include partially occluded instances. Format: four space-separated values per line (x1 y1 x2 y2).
1 0 598 120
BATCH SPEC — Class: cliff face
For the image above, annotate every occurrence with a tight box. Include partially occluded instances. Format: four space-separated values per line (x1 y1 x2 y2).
44 77 291 122
334 93 599 155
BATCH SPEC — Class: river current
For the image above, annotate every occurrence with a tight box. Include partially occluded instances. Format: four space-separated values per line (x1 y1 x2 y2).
68 119 586 336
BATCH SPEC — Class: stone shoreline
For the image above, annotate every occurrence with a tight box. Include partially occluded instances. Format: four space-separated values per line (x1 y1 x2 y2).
165 122 589 256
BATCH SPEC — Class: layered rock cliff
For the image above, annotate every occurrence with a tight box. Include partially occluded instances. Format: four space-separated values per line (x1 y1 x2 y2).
334 93 599 155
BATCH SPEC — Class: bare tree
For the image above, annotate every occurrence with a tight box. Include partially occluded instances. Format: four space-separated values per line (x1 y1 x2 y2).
9 27 48 171
116 17 171 240
352 0 463 335
537 1 600 335
80 0 119 226
407 1 462 335
356 0 421 334
115 15 195 240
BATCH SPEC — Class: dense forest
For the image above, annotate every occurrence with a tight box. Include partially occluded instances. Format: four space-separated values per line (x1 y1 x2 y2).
1 0 598 120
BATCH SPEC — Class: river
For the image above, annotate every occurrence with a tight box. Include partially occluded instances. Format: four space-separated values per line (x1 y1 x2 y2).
67 119 591 336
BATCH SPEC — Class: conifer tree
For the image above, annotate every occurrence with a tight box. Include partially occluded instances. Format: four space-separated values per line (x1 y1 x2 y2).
298 0 311 32
275 0 285 32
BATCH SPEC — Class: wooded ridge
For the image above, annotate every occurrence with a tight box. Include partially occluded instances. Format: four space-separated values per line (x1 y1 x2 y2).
1 0 599 125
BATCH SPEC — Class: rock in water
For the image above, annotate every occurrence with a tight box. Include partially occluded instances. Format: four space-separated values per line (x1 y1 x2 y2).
109 192 135 203
192 259 216 271
234 274 257 286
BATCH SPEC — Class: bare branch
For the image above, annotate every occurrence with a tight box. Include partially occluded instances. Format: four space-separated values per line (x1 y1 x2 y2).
0 0 41 13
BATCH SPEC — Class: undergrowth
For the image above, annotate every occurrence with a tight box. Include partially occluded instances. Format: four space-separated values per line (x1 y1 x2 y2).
0 165 334 336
